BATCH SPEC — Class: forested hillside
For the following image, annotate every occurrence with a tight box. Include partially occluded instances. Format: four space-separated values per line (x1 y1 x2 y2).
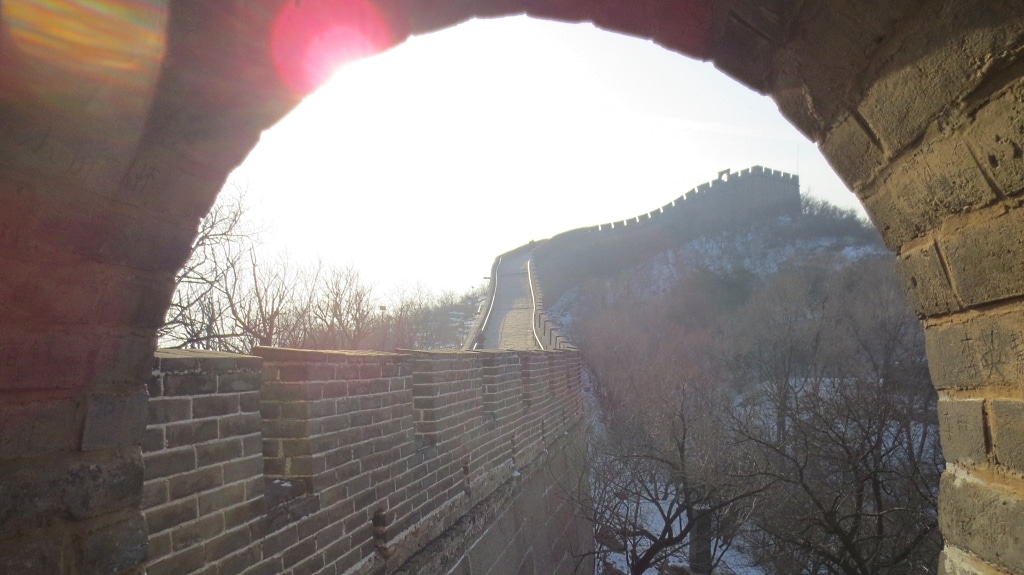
536 194 943 575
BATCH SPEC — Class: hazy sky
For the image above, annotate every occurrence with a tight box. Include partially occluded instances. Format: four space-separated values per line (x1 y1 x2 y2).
229 16 865 295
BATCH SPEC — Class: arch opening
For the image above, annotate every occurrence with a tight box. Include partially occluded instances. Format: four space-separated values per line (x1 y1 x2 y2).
2 2 1024 575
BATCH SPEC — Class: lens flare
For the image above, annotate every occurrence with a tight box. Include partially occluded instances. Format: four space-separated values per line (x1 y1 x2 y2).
1 0 168 109
271 0 393 94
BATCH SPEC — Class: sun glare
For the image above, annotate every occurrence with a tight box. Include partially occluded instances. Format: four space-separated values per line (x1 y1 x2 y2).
271 0 393 94
236 17 861 294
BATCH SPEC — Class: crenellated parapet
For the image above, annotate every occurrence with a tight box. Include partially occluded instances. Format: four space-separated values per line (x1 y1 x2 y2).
531 166 803 308
590 165 800 233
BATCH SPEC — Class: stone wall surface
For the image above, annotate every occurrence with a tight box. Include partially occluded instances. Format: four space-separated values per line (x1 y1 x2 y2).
3 1 1024 574
141 347 587 575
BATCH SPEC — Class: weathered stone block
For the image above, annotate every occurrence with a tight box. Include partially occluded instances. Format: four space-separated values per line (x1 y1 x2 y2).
144 447 196 481
168 467 224 500
939 470 1024 573
713 11 775 94
0 399 79 460
0 533 62 575
218 371 261 392
193 394 238 419
204 525 252 562
941 209 1024 306
895 242 961 316
171 512 224 552
989 399 1024 473
79 512 148 575
939 547 1015 575
968 77 1024 197
166 419 218 448
82 393 148 451
147 397 191 425
938 398 987 465
869 135 999 250
145 545 205 575
223 455 263 484
164 373 217 396
196 438 242 467
145 499 198 535
926 310 1024 390
859 1 1024 154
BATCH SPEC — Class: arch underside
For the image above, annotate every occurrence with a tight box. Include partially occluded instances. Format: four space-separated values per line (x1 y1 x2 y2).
1 0 1024 573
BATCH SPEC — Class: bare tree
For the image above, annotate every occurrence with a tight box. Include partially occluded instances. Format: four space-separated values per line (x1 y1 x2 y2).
221 251 320 352
161 184 256 350
576 299 765 575
307 264 377 350
729 258 942 575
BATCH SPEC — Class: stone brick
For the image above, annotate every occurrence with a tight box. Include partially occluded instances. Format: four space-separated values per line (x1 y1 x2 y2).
939 470 1024 573
925 310 1024 390
713 11 776 94
938 398 987 465
0 398 79 460
968 77 1024 197
223 455 263 483
204 525 252 562
940 209 1024 307
145 497 198 534
168 466 224 500
989 399 1024 473
147 397 191 425
939 547 1015 575
281 534 317 568
218 371 262 392
868 135 999 250
81 393 148 450
820 112 886 194
224 496 266 529
0 533 62 575
144 447 196 480
142 480 168 509
0 328 151 391
171 512 224 552
79 512 148 575
895 242 961 316
192 394 238 419
196 438 242 467
859 1 1024 154
164 373 217 396
166 419 219 448
262 523 298 558
145 545 205 575
218 544 263 575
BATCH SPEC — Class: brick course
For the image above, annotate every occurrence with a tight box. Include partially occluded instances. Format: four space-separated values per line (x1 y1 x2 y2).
141 347 587 575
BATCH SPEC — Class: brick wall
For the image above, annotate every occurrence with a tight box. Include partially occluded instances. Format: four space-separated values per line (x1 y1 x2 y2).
143 350 266 575
141 347 588 575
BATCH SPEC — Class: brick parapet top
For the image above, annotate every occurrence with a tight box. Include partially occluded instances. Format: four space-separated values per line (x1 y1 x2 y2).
252 346 408 364
153 348 263 373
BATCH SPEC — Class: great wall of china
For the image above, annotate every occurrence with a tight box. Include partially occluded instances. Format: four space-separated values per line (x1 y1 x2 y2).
4 3 1024 574
141 346 589 575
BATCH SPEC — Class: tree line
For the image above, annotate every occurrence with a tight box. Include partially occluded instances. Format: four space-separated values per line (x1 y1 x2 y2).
160 186 480 353
568 252 942 574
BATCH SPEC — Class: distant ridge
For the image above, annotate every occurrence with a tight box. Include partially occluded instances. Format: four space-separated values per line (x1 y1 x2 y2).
532 166 802 305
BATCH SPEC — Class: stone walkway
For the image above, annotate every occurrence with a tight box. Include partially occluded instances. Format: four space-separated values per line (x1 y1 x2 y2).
479 249 541 350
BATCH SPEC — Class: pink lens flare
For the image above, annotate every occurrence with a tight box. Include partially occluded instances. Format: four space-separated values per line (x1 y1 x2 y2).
271 0 393 94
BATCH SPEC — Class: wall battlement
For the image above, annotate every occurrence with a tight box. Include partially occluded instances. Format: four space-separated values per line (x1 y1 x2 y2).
142 347 586 575
592 165 800 232
532 166 803 307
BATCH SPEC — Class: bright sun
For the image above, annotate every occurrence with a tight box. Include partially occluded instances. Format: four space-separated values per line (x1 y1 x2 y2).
230 16 860 295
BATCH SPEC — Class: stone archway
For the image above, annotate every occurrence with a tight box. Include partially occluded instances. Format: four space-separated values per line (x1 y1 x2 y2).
1 1 1023 573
